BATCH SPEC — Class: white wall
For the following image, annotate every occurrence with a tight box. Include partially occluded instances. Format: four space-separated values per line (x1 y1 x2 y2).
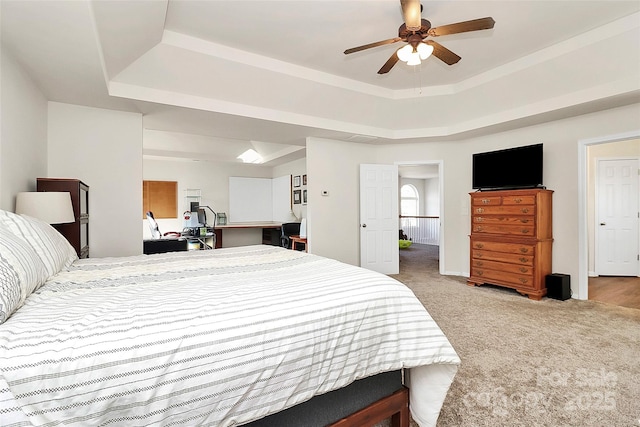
307 103 640 297
306 137 376 265
272 156 307 222
0 48 48 211
143 158 274 247
425 178 440 216
587 138 640 274
399 177 440 217
48 102 143 257
142 155 304 248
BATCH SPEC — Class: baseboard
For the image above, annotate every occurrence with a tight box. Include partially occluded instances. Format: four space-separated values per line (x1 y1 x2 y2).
588 271 598 277
444 271 467 277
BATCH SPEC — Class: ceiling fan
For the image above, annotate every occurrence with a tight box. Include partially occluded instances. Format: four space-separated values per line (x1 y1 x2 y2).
344 0 495 74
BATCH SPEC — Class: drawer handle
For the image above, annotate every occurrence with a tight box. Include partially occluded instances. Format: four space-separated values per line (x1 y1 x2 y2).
476 253 484 258
514 198 523 203
520 218 529 223
475 243 484 249
476 208 484 213
475 261 484 267
519 267 529 273
475 226 483 232
519 278 529 284
521 208 529 214
519 257 529 263
476 217 484 222
521 229 530 234
519 248 529 253
482 199 490 204
476 270 484 276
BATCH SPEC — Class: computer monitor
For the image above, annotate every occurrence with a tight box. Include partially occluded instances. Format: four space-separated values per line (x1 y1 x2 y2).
197 208 206 226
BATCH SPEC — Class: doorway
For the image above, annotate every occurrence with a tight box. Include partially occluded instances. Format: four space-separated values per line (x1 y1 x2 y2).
397 161 444 275
578 131 640 303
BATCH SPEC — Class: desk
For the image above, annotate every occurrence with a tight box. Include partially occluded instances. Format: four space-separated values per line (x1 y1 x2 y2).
290 235 307 252
215 222 282 247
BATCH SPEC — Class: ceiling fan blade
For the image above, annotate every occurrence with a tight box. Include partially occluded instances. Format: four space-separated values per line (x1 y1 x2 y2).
425 40 461 65
378 50 401 74
344 37 402 55
400 0 422 31
428 17 495 37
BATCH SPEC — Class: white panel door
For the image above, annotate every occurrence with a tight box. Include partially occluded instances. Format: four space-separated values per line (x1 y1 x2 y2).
360 164 399 274
596 159 639 276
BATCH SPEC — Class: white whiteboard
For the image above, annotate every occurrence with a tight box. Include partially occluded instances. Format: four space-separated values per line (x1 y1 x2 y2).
229 175 291 222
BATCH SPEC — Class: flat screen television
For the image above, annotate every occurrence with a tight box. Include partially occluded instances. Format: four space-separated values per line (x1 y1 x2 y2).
472 143 543 190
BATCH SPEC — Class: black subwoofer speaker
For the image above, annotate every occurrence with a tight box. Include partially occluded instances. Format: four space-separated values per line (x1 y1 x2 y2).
546 274 571 300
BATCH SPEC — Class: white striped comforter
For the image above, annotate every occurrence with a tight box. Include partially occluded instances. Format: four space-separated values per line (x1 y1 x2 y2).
0 245 459 427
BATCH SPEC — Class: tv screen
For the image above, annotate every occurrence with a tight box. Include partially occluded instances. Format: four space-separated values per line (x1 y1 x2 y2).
472 143 543 190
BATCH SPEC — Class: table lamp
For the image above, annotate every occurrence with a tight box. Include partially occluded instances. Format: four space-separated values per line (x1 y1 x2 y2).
15 192 75 224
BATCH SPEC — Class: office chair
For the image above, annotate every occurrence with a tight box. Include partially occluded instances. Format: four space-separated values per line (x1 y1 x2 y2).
280 222 301 249
146 211 161 239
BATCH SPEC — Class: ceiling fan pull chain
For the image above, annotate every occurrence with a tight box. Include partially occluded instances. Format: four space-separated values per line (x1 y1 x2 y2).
413 63 423 95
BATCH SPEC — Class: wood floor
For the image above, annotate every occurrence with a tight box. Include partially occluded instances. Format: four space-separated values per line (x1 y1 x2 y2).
588 276 640 310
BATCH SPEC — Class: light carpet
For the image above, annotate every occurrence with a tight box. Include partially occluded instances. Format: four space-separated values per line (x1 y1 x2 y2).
391 244 640 427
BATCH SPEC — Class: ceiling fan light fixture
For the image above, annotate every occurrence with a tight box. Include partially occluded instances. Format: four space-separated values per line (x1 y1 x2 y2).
397 44 414 62
406 52 421 66
417 42 434 60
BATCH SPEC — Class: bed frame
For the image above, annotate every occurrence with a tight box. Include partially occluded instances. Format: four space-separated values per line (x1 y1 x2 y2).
244 370 409 427
330 388 409 427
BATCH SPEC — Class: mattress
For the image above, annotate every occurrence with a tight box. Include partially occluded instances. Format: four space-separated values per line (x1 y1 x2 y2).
0 245 459 426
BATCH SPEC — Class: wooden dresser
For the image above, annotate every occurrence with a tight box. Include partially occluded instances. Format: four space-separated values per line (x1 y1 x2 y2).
37 178 90 259
468 188 553 300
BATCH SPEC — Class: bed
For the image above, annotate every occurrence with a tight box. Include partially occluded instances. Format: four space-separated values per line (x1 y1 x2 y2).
0 209 459 427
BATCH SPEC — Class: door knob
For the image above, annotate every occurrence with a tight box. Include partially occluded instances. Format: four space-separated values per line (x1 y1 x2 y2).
362 224 367 228
600 222 606 226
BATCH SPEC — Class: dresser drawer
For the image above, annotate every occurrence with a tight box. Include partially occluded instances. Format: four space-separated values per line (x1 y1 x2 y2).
472 224 535 236
470 267 535 289
471 240 535 255
472 196 502 206
473 216 534 226
502 195 537 205
472 205 535 215
472 250 533 265
471 258 534 275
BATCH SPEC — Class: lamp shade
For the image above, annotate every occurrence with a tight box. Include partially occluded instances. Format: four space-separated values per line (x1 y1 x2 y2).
406 52 421 66
417 42 434 60
15 192 75 224
397 44 414 62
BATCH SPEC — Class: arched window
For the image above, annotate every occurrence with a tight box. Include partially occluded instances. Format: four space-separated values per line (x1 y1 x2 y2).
401 184 419 217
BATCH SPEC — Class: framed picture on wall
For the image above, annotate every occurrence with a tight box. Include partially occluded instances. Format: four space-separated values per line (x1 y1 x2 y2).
303 189 307 205
303 174 307 186
293 190 302 204
294 175 301 187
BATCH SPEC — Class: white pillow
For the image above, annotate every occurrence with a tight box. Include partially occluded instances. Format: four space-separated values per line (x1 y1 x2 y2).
0 209 78 277
0 227 49 324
